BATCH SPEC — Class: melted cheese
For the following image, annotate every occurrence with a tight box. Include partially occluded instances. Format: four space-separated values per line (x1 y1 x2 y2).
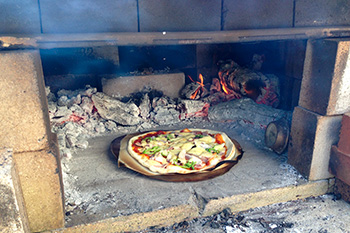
198 135 215 143
181 142 194 150
188 146 206 155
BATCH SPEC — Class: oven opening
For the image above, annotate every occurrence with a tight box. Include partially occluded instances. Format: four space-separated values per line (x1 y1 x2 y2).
40 40 309 226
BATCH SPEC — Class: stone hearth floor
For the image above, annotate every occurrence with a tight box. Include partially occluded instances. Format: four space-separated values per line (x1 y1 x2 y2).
57 122 332 232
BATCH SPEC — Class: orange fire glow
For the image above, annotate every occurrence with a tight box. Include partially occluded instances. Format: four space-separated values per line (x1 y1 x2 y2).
190 89 199 99
220 80 229 94
188 74 205 99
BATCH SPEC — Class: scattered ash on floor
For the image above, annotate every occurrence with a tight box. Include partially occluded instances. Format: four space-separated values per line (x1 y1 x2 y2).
139 194 350 233
142 209 294 233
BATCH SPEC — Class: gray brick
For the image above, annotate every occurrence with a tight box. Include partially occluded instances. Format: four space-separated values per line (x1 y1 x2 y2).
295 0 350 27
288 106 342 180
223 0 293 30
0 50 51 153
102 72 185 98
0 0 41 34
40 0 138 33
139 0 221 32
299 39 350 115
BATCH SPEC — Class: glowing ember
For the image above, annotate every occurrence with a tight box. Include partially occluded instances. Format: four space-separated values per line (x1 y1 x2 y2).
220 80 229 94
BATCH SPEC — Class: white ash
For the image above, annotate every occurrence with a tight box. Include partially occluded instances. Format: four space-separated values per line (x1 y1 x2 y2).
208 98 291 128
92 92 143 126
47 85 290 160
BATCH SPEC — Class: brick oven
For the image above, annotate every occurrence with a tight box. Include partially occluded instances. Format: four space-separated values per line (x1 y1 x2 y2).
1 1 350 232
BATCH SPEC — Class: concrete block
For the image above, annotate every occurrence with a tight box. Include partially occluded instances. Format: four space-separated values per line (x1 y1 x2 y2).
295 0 350 27
13 150 64 232
139 0 221 32
0 50 52 153
223 0 293 30
335 178 350 203
0 148 29 233
299 39 350 115
102 72 185 98
288 106 342 180
0 0 41 34
40 0 138 33
329 145 350 186
338 112 350 154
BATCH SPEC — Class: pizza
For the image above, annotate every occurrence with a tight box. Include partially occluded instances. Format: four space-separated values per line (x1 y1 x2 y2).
127 128 238 174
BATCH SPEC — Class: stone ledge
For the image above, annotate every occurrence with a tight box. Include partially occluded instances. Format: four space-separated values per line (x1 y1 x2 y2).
55 204 199 233
50 180 330 233
202 180 330 217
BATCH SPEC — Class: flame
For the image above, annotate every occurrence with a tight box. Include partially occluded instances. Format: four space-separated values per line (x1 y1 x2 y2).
190 89 199 99
188 74 205 99
198 74 204 86
220 80 229 94
187 75 196 83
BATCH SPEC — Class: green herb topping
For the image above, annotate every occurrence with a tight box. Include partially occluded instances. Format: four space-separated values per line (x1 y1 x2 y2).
142 146 161 155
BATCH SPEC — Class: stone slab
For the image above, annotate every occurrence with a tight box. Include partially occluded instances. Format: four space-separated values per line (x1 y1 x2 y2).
223 0 293 30
60 121 308 227
102 72 185 98
62 205 198 233
288 106 342 180
40 0 138 33
0 148 29 233
0 0 41 34
0 50 51 153
139 0 221 32
299 39 350 115
338 112 350 154
13 150 64 232
329 145 350 186
295 0 350 27
202 180 329 217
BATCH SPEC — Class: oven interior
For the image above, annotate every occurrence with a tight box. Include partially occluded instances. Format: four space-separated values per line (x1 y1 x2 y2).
39 40 310 226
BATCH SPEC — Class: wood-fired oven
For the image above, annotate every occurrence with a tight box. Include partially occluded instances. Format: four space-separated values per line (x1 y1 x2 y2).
1 1 350 232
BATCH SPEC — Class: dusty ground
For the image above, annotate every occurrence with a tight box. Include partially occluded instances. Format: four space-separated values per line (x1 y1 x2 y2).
139 194 350 233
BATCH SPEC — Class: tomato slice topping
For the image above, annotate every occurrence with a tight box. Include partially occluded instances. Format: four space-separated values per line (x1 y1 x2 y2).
215 133 225 144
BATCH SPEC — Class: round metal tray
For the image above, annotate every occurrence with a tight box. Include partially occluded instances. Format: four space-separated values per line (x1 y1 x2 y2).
110 131 243 182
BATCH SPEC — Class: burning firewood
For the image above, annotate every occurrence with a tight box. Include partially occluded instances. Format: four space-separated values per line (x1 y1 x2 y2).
180 74 209 100
214 59 280 107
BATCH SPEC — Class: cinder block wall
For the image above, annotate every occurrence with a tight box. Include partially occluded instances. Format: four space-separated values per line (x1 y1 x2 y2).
0 50 65 232
288 39 350 180
0 0 349 35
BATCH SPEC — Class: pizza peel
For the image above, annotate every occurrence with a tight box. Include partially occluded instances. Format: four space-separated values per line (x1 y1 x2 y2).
110 131 243 182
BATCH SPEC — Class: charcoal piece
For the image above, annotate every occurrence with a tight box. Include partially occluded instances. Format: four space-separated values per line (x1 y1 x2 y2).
210 221 220 229
80 97 94 114
92 92 143 126
151 107 180 125
181 82 202 100
139 93 151 120
181 99 208 114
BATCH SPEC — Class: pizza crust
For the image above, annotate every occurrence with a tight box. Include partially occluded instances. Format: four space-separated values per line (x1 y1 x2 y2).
127 129 238 174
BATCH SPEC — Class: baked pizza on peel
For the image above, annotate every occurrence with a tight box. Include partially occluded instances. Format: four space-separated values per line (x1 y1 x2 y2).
127 128 239 174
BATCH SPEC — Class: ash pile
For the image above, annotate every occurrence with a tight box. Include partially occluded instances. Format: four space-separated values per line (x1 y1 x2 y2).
46 58 290 159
